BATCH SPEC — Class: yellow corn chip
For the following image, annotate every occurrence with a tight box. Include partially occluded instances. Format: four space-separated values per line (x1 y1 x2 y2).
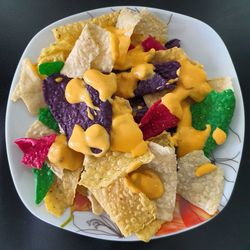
11 58 46 115
133 8 167 43
143 89 170 108
146 142 177 221
90 177 157 237
177 150 224 215
38 11 120 64
152 47 188 64
149 131 172 148
25 120 55 139
88 192 104 215
44 167 82 217
136 219 163 242
208 77 234 92
79 150 154 189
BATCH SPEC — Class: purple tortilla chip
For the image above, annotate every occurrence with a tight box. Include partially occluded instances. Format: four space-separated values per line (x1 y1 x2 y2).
129 97 148 123
154 61 180 81
134 73 175 96
43 74 112 141
165 39 181 49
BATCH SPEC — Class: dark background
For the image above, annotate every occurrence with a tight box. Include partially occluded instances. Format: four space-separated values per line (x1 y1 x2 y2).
1 0 250 249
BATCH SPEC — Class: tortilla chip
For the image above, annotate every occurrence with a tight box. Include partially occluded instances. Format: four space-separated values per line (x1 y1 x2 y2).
48 163 64 179
25 120 55 139
208 77 234 92
143 89 170 108
152 47 188 64
136 220 163 242
133 8 167 43
88 191 104 215
44 167 82 216
90 177 157 237
60 24 99 78
116 8 141 36
79 149 154 189
11 58 46 115
177 150 224 215
38 11 120 64
90 24 114 72
149 131 173 148
146 142 177 221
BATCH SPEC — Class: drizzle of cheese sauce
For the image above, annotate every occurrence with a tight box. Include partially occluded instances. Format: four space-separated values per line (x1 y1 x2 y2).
125 169 164 199
83 69 117 102
110 97 148 157
47 134 84 171
195 163 217 177
68 124 110 157
212 127 227 145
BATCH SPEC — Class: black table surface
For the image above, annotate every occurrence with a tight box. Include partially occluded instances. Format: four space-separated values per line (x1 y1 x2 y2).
1 0 250 249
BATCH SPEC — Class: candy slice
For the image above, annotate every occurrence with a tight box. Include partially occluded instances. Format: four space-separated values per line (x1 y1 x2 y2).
141 35 166 51
140 100 179 140
38 61 64 76
39 107 60 132
15 134 57 169
32 163 55 204
129 97 148 123
191 90 235 157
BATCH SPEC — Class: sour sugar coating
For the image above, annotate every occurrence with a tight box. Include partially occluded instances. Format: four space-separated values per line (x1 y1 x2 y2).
191 90 235 157
43 74 112 139
38 61 64 76
14 134 57 169
154 61 180 80
165 39 181 49
141 35 166 51
39 107 60 132
32 163 55 204
140 99 179 140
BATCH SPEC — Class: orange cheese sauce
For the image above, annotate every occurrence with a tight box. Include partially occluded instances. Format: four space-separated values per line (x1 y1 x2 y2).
195 163 217 177
212 127 227 145
125 169 164 199
47 134 84 171
110 97 148 157
116 63 155 99
83 69 117 102
68 124 110 157
171 102 211 157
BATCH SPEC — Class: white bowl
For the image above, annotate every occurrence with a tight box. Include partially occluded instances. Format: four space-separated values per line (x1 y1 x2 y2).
5 6 245 241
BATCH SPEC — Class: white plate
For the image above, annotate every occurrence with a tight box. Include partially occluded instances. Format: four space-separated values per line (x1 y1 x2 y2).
5 6 245 241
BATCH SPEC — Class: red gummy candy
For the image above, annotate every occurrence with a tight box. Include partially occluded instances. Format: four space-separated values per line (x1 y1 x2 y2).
141 35 166 52
14 134 57 169
139 100 179 140
128 43 135 50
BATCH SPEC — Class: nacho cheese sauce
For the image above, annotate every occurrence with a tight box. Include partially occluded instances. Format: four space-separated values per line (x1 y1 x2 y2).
83 69 117 102
125 169 164 199
195 163 217 177
116 63 155 98
68 124 110 157
110 97 148 157
171 101 211 157
212 127 227 145
161 59 212 119
65 78 98 110
48 134 84 170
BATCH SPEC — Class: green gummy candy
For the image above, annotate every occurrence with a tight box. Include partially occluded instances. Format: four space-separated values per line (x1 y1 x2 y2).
39 107 60 132
191 90 235 157
38 61 64 76
32 163 55 204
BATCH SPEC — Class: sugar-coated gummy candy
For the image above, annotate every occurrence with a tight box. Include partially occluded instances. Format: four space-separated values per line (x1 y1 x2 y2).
39 107 60 132
38 61 64 76
141 35 166 52
32 163 55 204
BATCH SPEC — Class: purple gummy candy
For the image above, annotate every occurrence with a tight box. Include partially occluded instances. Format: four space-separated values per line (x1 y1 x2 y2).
165 39 181 49
43 74 112 140
154 61 181 81
129 97 148 123
134 73 175 97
